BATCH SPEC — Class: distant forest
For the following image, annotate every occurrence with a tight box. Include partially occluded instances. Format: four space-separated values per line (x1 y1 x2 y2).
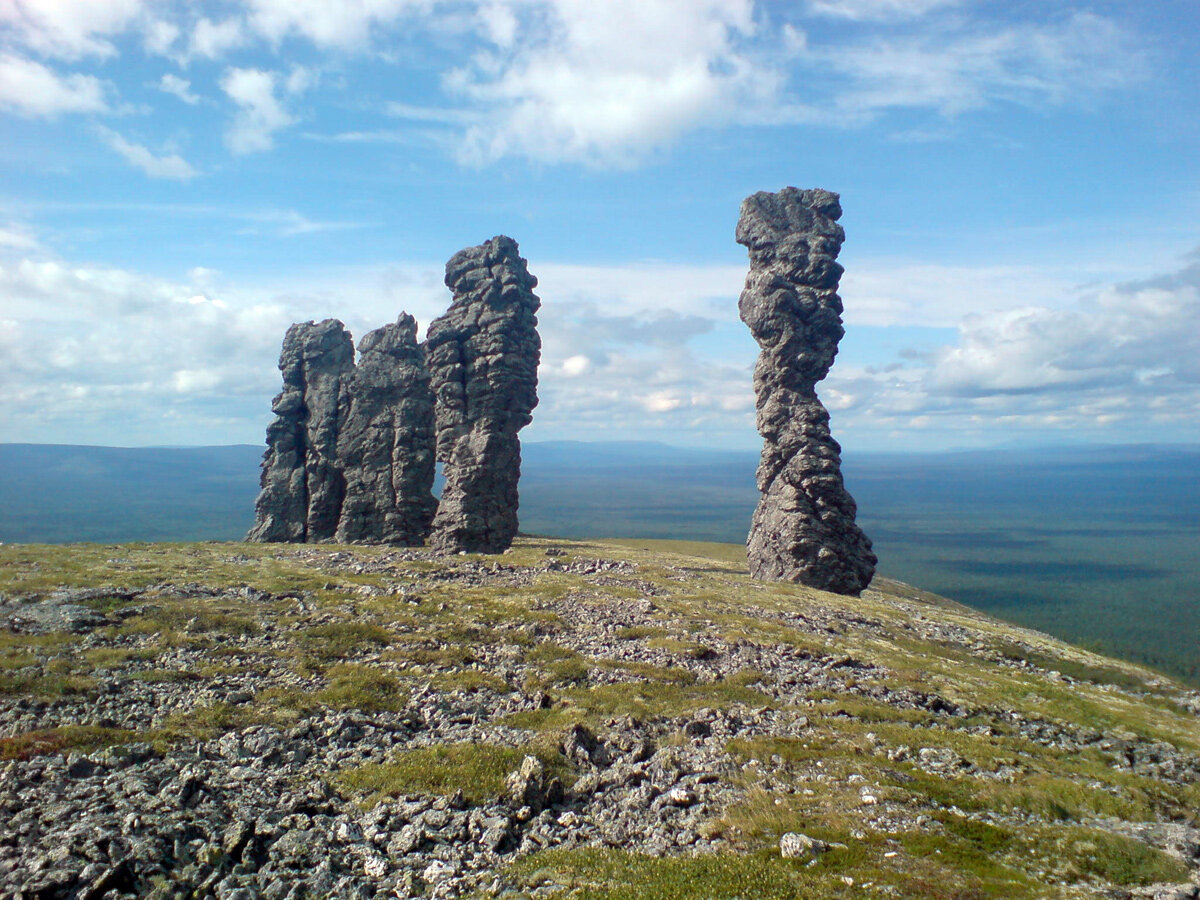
1 441 1197 684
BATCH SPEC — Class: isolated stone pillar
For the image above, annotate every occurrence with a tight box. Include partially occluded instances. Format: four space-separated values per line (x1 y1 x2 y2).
737 187 876 595
425 236 541 553
334 314 438 545
247 319 354 542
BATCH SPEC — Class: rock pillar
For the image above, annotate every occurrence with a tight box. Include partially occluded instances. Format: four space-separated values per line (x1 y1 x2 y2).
736 187 876 595
334 314 438 545
424 236 541 553
247 319 354 543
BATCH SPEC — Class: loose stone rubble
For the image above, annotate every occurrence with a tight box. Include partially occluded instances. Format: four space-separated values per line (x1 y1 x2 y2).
425 236 541 554
247 320 355 544
335 315 438 546
2 542 1199 899
736 187 877 595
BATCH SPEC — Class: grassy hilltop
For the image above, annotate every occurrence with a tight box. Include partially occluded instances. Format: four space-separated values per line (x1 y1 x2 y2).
1 539 1198 898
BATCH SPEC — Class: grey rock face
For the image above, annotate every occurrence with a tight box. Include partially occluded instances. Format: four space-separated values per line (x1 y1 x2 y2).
425 236 541 554
247 319 354 543
335 314 438 545
736 187 876 595
247 314 438 546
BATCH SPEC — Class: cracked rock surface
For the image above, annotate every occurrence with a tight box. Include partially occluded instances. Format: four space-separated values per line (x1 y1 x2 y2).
737 187 876 595
248 314 439 548
247 320 355 544
425 236 541 555
335 314 438 547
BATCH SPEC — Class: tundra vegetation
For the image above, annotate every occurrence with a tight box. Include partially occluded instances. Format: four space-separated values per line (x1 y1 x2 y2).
1 538 1197 898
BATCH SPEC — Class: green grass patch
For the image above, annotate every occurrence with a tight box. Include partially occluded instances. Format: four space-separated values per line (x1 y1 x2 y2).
427 668 513 694
615 625 667 640
0 669 97 698
505 671 772 731
315 663 408 712
299 621 393 662
333 740 570 806
0 725 137 760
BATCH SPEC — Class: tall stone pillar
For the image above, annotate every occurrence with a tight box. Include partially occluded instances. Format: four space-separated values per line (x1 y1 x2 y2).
425 236 541 554
247 319 354 542
737 187 876 595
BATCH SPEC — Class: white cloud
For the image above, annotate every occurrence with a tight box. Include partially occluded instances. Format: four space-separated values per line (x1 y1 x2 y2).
0 3 1147 170
143 18 180 56
0 0 148 60
930 276 1200 398
0 53 108 117
0 224 40 252
804 0 963 21
284 65 317 95
189 17 248 61
561 355 590 376
4 242 1197 447
641 390 687 413
824 257 1200 441
157 73 199 104
246 0 431 49
820 12 1143 119
220 67 296 154
839 261 1086 328
0 255 298 443
448 0 779 167
97 126 200 180
238 209 368 237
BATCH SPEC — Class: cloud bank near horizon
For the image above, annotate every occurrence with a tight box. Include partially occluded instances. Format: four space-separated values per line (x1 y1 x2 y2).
2 237 1196 450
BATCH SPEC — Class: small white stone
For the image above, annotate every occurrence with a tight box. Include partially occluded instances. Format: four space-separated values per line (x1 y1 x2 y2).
422 859 456 883
362 854 389 878
780 832 826 861
667 787 696 807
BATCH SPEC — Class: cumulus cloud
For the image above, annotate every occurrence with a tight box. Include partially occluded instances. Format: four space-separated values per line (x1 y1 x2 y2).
0 2 1147 167
142 18 179 56
0 223 40 252
189 17 248 61
448 0 778 167
0 256 296 444
3 242 1196 447
0 0 148 60
157 73 199 104
97 126 200 180
220 67 296 154
825 256 1200 440
0 53 108 117
245 0 431 49
930 270 1200 398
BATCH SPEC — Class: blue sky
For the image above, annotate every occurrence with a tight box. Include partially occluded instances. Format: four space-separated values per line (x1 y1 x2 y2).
1 0 1198 452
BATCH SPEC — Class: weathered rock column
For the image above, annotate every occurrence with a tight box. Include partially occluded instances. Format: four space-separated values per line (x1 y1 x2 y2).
737 187 876 594
247 319 355 542
425 236 541 554
334 314 438 545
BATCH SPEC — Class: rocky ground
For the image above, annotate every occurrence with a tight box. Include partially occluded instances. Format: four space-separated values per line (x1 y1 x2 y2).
1 538 1198 899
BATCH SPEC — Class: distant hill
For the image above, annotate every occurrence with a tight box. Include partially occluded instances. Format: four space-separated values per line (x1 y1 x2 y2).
0 440 1197 682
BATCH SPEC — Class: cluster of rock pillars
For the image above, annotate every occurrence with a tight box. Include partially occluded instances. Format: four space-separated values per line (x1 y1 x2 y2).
248 189 878 596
